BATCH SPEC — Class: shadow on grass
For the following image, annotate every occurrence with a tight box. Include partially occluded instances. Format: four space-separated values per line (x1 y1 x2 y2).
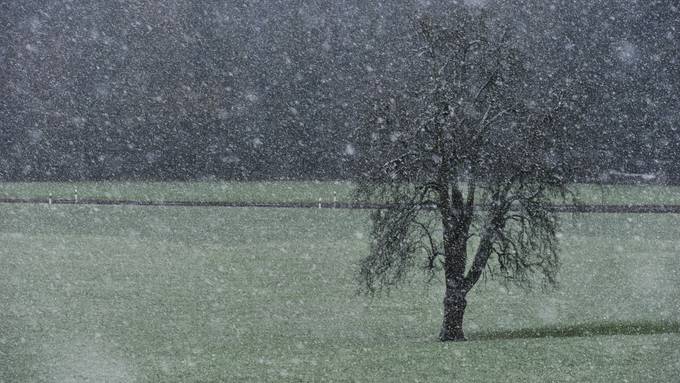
470 320 680 341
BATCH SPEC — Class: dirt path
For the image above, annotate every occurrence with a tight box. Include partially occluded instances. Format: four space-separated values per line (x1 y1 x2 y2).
2 197 680 213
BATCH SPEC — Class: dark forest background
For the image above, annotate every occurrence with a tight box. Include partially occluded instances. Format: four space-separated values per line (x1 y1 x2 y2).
1 0 679 182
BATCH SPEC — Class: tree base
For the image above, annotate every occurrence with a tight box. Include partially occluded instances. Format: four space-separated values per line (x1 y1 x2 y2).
440 287 467 343
439 331 467 342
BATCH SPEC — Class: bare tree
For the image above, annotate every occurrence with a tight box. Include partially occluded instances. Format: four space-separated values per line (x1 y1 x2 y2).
355 9 574 341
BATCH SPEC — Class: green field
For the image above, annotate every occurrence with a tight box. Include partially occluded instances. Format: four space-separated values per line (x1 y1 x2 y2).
0 181 355 205
2 181 680 206
1 203 679 382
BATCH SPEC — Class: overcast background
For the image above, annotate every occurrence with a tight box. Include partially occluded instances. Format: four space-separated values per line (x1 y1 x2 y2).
1 0 678 181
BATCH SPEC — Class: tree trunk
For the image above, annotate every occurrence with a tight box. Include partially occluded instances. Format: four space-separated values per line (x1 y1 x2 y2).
438 223 469 341
439 281 468 341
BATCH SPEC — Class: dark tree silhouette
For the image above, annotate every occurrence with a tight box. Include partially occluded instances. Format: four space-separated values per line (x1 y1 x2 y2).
356 9 574 341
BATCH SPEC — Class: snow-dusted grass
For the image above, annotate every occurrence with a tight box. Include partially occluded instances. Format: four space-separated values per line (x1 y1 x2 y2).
576 183 680 206
0 205 679 382
0 180 356 205
2 180 680 206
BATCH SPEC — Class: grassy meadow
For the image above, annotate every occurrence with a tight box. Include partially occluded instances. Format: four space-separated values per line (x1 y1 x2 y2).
0 200 679 381
2 180 680 206
0 181 355 205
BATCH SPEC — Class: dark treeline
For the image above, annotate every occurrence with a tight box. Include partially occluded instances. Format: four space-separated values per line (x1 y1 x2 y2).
1 0 678 182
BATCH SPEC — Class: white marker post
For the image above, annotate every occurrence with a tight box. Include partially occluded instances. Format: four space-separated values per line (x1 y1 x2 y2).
333 191 337 209
318 197 322 209
74 187 78 204
48 192 52 206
